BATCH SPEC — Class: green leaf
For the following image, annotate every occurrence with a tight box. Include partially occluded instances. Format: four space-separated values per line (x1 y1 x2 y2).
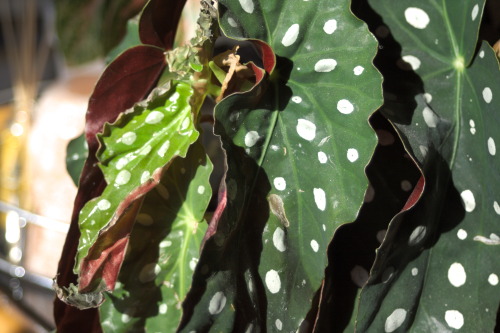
66 133 89 186
75 81 198 279
179 0 382 331
356 1 500 331
99 141 212 332
314 113 422 332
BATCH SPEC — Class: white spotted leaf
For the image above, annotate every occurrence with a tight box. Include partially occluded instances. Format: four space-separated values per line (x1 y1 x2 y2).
98 141 212 332
179 0 382 331
355 1 500 332
74 81 198 282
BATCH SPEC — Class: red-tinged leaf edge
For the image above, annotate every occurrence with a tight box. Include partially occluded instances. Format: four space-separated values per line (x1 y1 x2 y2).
201 39 274 242
54 46 166 331
139 0 187 49
313 112 423 332
401 175 424 211
78 199 143 292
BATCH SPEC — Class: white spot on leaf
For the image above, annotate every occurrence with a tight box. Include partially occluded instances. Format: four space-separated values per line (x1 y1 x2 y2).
411 268 418 276
97 199 111 211
145 111 164 124
460 190 476 212
487 137 496 156
408 225 426 246
189 258 198 271
445 310 464 329
347 148 359 162
139 144 152 155
160 240 172 248
488 273 498 286
471 4 479 20
350 265 369 287
158 140 170 157
448 262 466 287
227 17 237 27
494 201 500 215
313 188 326 211
310 239 319 252
275 319 283 330
265 269 281 293
197 185 205 195
273 177 286 191
419 145 428 158
296 119 316 141
323 19 337 34
337 99 354 114
457 229 467 240
483 87 492 103
282 24 300 47
115 170 131 185
401 55 421 70
159 303 167 314
273 227 286 252
244 131 259 147
318 151 327 164
314 59 337 72
385 308 407 332
239 0 254 13
121 132 136 145
208 291 227 315
404 7 430 29
141 171 150 184
353 66 364 75
479 50 485 58
422 107 438 128
292 96 302 103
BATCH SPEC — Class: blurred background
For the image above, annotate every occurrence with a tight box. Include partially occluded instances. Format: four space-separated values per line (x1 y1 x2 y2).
0 0 202 331
0 0 498 332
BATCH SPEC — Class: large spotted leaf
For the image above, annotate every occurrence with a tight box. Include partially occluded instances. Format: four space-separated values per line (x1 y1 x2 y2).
178 0 382 331
355 1 500 331
99 141 211 332
314 113 422 332
74 81 198 291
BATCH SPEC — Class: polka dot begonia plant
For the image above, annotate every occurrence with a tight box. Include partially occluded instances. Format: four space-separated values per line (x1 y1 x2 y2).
53 0 499 332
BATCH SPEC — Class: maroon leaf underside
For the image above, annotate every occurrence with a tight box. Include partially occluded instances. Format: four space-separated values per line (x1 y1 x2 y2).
54 0 187 328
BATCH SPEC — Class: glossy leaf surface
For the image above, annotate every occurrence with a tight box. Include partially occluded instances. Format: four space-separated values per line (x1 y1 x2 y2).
66 133 89 186
356 1 500 331
99 141 212 332
315 112 421 332
75 82 198 290
54 0 188 329
179 0 382 331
